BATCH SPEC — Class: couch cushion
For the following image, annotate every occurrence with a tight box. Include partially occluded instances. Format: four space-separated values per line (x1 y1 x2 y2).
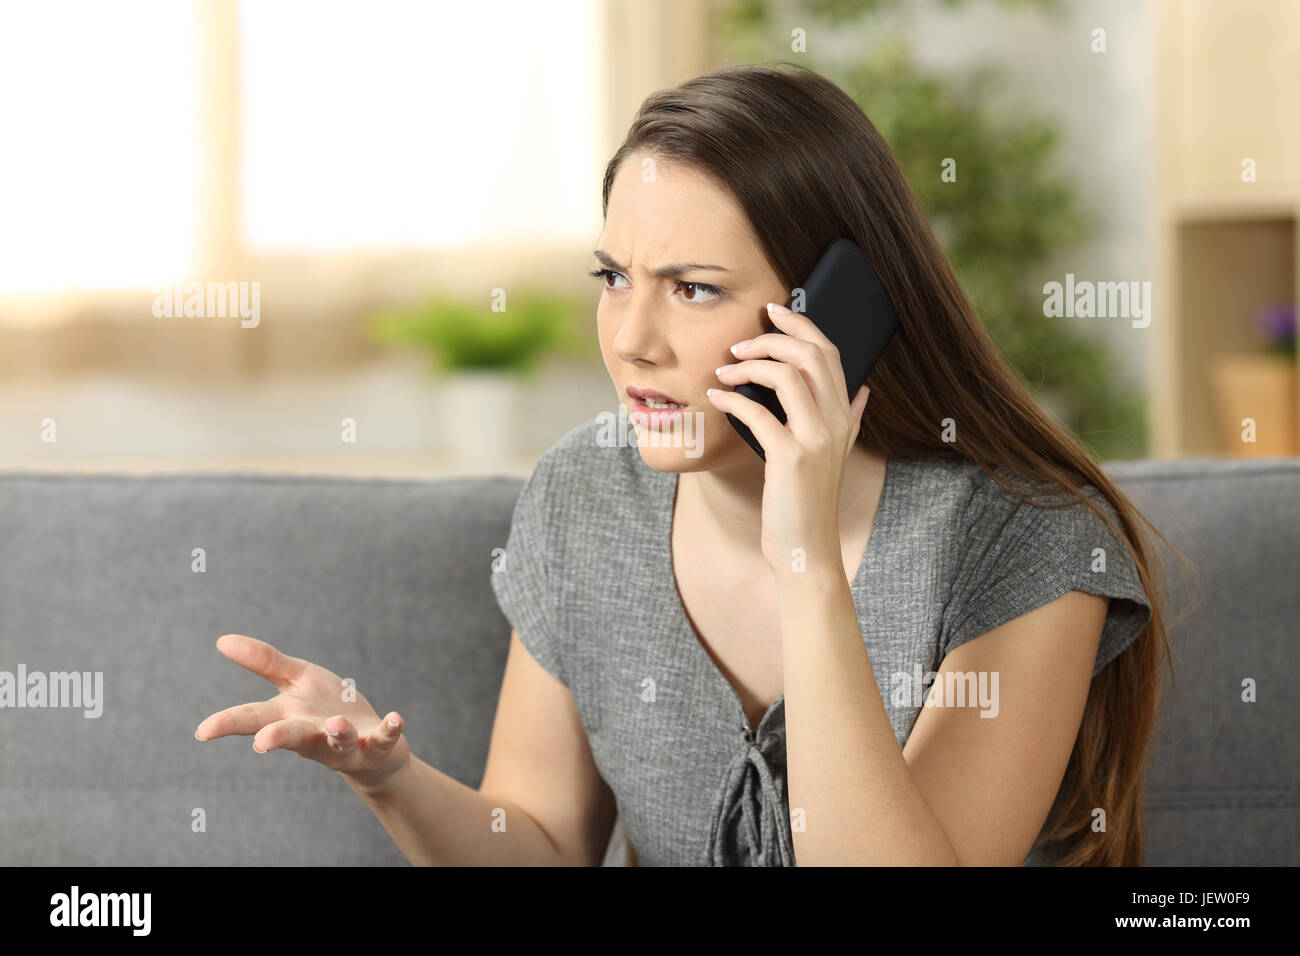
1 455 1295 865
0 471 523 865
1100 457 1299 865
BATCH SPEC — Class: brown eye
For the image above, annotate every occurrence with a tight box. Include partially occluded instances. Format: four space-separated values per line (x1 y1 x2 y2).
676 280 723 304
587 268 628 290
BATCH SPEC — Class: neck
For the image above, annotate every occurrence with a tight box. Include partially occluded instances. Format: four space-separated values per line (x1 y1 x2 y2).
679 442 884 559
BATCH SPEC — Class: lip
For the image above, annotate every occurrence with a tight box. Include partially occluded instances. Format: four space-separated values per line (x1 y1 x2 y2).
626 385 686 405
625 385 688 428
627 395 686 428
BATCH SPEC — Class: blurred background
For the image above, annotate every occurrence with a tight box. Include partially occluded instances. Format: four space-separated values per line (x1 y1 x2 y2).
0 0 1295 478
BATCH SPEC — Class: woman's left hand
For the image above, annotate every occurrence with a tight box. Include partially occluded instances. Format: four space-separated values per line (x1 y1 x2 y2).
706 301 871 580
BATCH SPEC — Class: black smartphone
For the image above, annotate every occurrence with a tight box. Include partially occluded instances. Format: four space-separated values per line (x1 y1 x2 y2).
725 237 901 460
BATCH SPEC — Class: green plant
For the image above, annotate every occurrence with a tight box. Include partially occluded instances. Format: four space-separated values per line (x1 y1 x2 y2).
720 0 1146 460
366 288 583 374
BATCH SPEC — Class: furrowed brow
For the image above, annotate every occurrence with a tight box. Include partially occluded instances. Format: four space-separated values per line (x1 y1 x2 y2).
593 249 731 278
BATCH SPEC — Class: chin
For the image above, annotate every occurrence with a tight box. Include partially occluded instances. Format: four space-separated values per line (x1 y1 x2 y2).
624 408 717 470
634 439 705 473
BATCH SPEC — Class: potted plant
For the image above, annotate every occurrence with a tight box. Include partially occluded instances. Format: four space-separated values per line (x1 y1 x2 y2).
367 288 578 459
719 3 1149 459
1210 302 1297 457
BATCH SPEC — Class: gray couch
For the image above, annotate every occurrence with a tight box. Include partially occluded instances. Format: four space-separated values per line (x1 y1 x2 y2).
1 455 1296 865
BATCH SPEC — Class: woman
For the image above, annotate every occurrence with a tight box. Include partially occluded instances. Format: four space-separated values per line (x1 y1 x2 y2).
197 63 1184 866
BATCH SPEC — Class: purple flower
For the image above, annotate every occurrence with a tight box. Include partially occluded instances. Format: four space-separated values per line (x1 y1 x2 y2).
1255 301 1296 346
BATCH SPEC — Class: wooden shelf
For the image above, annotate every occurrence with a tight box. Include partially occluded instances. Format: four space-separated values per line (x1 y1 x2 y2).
1154 0 1300 459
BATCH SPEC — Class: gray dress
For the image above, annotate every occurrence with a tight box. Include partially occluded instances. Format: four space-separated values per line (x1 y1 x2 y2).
490 416 1152 866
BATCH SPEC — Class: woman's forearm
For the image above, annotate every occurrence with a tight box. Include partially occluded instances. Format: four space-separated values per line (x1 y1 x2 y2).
777 567 958 865
344 754 566 866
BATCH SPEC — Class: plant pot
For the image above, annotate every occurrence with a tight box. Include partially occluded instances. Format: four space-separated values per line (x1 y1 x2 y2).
1210 354 1298 457
437 368 519 460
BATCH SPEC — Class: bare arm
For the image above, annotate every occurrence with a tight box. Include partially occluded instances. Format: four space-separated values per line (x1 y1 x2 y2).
779 572 1104 865
476 629 618 866
349 629 616 866
344 754 565 866
198 630 614 866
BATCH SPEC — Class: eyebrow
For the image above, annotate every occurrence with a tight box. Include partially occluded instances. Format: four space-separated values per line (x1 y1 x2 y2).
592 249 731 278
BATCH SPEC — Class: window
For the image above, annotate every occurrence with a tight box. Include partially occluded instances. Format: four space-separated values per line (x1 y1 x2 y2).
0 0 604 295
0 0 194 291
238 0 604 252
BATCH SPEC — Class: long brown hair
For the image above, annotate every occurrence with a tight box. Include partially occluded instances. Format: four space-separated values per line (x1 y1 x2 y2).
603 62 1197 865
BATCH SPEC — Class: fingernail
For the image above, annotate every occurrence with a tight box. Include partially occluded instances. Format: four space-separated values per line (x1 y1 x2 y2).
730 340 750 356
715 364 735 376
767 302 792 315
195 731 206 741
326 728 339 737
387 720 400 729
252 743 266 753
706 388 718 397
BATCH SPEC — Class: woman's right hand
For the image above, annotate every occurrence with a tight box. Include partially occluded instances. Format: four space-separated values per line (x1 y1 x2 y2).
195 633 411 794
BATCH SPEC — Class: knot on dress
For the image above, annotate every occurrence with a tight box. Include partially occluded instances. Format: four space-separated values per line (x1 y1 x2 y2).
704 729 795 866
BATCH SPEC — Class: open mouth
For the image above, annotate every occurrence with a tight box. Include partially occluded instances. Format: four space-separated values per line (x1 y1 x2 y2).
627 385 686 407
636 395 686 409
626 387 688 426
628 394 687 423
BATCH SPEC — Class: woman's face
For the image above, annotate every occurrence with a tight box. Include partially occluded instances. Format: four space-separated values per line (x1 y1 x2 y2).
594 153 787 472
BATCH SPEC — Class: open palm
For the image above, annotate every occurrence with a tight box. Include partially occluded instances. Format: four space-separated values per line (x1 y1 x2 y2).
195 633 409 793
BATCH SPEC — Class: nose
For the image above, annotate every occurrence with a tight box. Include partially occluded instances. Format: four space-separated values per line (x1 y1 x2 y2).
610 287 669 366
